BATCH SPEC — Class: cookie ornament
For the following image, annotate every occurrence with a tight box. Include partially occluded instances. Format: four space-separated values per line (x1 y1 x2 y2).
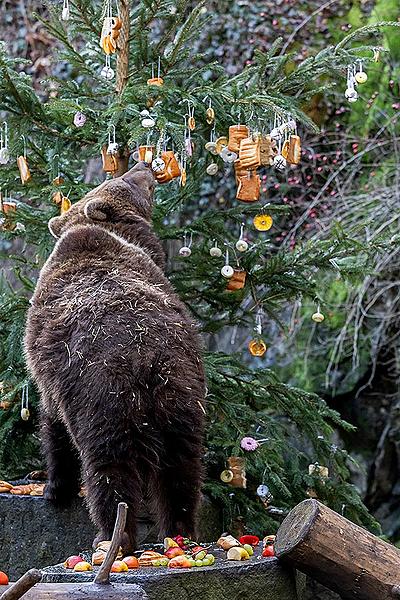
179 232 192 257
147 58 164 87
354 61 368 84
221 249 234 279
312 304 325 323
235 224 248 252
209 241 222 258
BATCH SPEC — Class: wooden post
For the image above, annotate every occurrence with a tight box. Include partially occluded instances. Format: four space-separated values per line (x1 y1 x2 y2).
0 569 42 600
115 0 130 94
94 502 128 585
275 499 400 600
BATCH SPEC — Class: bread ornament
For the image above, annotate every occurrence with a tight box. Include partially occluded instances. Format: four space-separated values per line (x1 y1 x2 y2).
236 172 261 203
228 125 249 153
227 456 246 488
286 135 301 164
101 144 118 174
226 270 246 291
17 156 31 184
100 16 122 55
238 135 261 169
260 135 276 166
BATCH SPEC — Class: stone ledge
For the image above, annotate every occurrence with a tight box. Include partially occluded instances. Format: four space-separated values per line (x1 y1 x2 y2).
42 548 299 600
0 492 221 580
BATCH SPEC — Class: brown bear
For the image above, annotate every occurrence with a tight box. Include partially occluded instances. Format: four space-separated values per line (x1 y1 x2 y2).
24 162 206 552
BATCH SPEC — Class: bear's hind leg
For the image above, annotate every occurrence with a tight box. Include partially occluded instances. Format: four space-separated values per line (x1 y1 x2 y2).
83 455 142 554
41 413 81 506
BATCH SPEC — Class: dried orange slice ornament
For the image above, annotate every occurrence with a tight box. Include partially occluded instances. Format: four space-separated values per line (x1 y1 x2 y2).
248 338 267 357
253 214 273 231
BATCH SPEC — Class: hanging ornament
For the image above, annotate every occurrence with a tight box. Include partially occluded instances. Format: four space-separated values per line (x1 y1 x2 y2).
227 457 246 489
0 193 17 231
235 224 248 252
52 191 63 206
286 134 301 165
354 60 368 84
101 144 118 174
220 469 234 483
73 111 86 128
60 195 71 214
260 134 276 167
253 213 273 231
20 384 30 421
209 241 222 258
151 157 166 173
61 0 70 21
183 116 193 158
140 110 155 128
233 159 249 182
219 147 237 163
203 96 215 124
240 436 259 451
248 308 267 357
0 122 10 165
147 58 164 86
100 0 122 56
312 304 325 323
226 270 246 291
17 136 31 184
100 55 114 80
181 100 195 130
215 136 228 155
221 249 234 279
345 66 358 103
257 484 271 498
179 232 192 257
228 124 249 153
206 162 218 176
51 154 64 186
154 150 180 183
236 171 261 203
239 134 261 169
373 48 380 63
106 125 118 155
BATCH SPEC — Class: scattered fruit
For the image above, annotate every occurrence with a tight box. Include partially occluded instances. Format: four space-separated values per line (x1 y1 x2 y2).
92 551 106 566
262 545 275 558
193 549 206 560
243 544 254 556
64 556 83 569
0 572 9 585
239 535 259 546
195 559 203 567
164 537 179 550
164 547 185 559
217 535 241 550
110 561 129 573
122 556 139 569
227 547 250 561
205 553 215 565
168 555 192 569
138 551 164 567
73 561 93 572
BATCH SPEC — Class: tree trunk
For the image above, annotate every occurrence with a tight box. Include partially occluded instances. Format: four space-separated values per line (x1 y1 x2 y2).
275 499 400 600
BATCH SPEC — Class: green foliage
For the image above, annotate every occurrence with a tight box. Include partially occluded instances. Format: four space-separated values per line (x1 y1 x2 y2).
0 0 396 534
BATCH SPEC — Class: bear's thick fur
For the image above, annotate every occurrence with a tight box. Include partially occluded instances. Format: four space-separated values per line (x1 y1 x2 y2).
24 162 206 551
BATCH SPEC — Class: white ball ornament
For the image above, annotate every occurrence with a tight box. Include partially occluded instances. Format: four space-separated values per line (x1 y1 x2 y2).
274 154 286 171
107 142 119 155
179 246 192 257
206 163 219 175
141 117 155 128
205 141 218 155
210 246 222 258
312 311 325 323
256 484 270 498
355 71 368 84
100 66 114 80
345 88 357 99
0 148 10 165
348 94 358 103
221 265 234 279
235 239 248 252
151 157 166 173
20 407 30 421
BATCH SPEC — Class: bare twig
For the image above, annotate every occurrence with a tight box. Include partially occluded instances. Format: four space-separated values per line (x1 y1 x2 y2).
94 502 128 585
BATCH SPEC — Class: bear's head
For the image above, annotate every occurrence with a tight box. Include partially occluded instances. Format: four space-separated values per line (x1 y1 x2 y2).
48 162 155 240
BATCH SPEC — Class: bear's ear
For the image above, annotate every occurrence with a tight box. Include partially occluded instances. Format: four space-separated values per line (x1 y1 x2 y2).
48 216 64 238
84 198 110 221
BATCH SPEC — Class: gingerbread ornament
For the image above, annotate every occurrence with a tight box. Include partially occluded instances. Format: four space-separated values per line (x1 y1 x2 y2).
228 124 249 153
239 135 261 170
236 171 261 203
226 270 247 291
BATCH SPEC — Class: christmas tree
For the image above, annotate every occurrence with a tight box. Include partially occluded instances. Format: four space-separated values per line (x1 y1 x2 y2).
0 0 397 535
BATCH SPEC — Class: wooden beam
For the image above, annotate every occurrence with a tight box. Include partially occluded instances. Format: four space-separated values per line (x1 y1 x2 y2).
275 499 400 600
0 569 42 600
94 502 128 585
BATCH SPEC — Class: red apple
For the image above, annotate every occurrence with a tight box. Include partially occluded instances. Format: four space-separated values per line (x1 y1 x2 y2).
64 556 83 569
0 572 9 585
262 545 275 558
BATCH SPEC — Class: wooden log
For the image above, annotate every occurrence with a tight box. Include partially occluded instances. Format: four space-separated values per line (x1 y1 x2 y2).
0 583 147 600
0 569 42 600
275 499 400 600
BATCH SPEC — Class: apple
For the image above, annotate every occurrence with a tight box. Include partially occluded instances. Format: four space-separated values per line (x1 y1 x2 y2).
164 547 184 559
122 556 139 569
64 556 83 569
0 571 9 585
73 561 93 572
164 537 179 550
243 544 254 556
110 561 128 573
